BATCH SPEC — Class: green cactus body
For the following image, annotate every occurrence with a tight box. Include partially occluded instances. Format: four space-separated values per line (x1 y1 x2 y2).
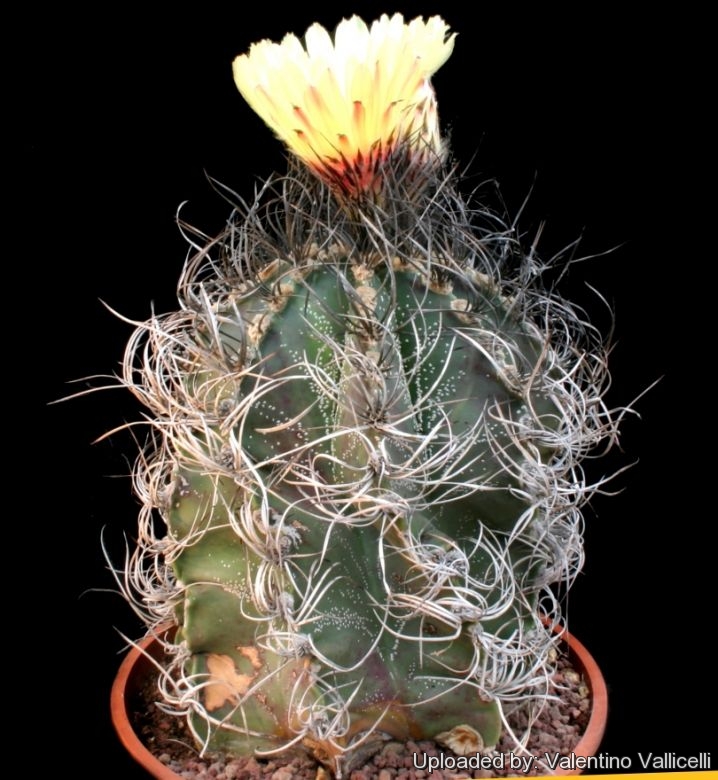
117 158 612 775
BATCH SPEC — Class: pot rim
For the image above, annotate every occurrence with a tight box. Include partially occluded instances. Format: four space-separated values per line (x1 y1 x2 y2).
111 623 607 778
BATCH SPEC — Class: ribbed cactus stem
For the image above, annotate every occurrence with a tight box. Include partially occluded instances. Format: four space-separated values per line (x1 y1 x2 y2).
117 152 617 775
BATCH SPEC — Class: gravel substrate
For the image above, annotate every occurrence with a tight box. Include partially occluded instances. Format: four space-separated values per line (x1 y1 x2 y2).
132 652 590 779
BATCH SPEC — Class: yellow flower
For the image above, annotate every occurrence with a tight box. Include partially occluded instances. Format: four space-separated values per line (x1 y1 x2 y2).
233 14 455 197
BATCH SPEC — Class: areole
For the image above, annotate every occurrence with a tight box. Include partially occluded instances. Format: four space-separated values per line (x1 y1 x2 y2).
111 625 608 779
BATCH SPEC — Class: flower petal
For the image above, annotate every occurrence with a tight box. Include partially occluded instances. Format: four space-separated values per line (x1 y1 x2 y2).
233 14 455 197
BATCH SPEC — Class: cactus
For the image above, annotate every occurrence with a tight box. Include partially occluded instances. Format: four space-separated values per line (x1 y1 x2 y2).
117 13 619 778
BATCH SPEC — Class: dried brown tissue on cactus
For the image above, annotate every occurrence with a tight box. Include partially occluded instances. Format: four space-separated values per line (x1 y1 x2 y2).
108 11 626 778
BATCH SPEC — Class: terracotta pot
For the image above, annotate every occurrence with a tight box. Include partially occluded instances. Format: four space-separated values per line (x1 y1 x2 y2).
111 625 608 778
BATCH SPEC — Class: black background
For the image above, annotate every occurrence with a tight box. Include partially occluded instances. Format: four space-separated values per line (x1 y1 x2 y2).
26 4 711 776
